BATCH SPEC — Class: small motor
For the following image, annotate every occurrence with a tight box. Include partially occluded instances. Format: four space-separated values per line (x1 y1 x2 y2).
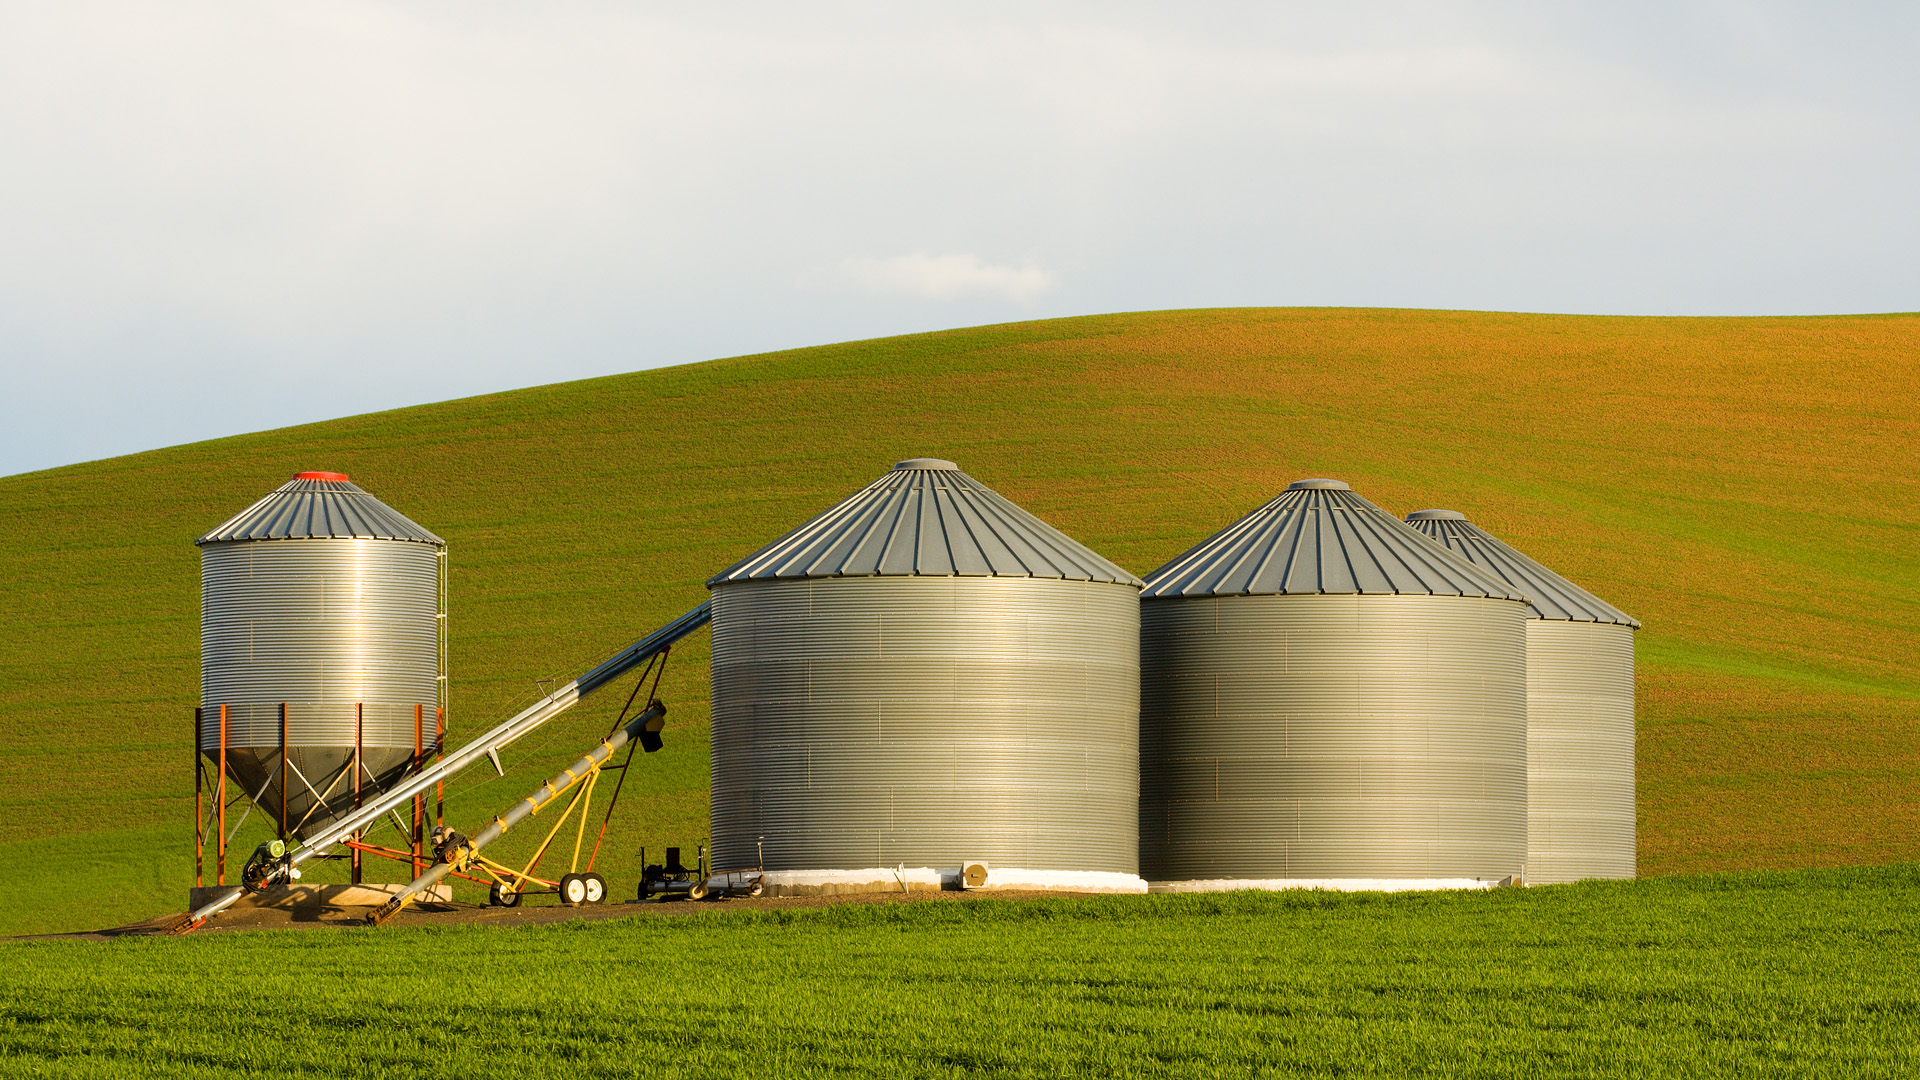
430 825 472 867
241 839 291 892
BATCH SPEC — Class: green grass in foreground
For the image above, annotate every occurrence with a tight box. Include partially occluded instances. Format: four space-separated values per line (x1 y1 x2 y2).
6 864 1920 1078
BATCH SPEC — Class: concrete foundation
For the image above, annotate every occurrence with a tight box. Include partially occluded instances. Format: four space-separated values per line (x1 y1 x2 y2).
754 867 1148 897
1147 876 1515 894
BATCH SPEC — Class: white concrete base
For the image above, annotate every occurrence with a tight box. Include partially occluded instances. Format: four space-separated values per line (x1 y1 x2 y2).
188 882 454 910
753 866 1149 897
1148 877 1514 894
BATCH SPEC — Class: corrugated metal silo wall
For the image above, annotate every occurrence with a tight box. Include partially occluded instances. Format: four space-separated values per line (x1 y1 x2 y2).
709 575 1140 874
200 538 441 830
1140 594 1527 881
1526 620 1636 882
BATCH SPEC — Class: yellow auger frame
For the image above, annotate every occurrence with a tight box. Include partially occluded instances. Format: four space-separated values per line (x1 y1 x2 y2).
367 696 666 926
462 765 610 906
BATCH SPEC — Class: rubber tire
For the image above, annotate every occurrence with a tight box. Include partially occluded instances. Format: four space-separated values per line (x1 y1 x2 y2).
582 873 607 905
489 884 522 908
748 881 764 898
558 873 589 906
637 879 652 902
688 879 709 901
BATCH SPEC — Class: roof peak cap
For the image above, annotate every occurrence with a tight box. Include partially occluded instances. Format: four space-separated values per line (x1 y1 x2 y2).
294 471 351 482
1287 478 1350 490
1407 509 1468 521
893 458 958 471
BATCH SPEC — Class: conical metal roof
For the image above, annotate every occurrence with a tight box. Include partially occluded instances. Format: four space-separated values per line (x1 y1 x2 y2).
1405 510 1639 626
196 472 445 546
707 459 1142 587
1140 479 1525 601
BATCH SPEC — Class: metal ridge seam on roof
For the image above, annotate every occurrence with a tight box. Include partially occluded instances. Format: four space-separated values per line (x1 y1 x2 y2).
196 477 444 546
1406 514 1639 627
707 464 1142 586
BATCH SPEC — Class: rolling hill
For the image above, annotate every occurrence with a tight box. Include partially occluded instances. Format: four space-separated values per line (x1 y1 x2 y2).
2 306 1915 936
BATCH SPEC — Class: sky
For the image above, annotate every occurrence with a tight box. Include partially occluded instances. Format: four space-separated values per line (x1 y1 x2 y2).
2 2 1916 477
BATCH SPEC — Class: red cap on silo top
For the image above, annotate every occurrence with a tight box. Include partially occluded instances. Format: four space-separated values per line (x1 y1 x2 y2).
198 471 442 545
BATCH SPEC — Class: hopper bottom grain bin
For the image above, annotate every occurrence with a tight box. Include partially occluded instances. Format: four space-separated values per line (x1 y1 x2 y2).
197 472 446 837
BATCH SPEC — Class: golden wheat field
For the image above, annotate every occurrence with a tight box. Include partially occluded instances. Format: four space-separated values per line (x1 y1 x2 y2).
0 307 1914 933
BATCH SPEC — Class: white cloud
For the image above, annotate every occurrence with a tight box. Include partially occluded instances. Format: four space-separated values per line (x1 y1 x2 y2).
828 253 1057 304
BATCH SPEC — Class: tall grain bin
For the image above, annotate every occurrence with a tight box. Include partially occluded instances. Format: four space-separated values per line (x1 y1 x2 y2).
707 458 1146 894
197 472 445 837
1406 509 1639 883
1139 479 1530 890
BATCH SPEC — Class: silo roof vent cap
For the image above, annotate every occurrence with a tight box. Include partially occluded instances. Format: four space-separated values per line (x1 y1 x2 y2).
1286 478 1350 490
1407 509 1468 521
294 471 351 482
893 458 959 471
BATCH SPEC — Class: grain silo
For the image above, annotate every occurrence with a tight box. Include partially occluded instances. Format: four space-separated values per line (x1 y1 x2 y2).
197 472 446 839
1406 509 1639 883
707 458 1146 894
1139 479 1529 891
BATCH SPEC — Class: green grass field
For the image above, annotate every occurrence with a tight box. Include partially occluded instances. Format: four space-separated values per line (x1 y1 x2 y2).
2 307 1917 936
6 864 1920 1077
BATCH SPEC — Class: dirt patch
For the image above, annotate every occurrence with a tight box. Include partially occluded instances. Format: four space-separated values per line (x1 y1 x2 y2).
15 888 1099 942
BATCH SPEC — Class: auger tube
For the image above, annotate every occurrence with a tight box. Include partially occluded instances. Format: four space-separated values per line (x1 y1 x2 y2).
368 701 665 925
175 601 711 932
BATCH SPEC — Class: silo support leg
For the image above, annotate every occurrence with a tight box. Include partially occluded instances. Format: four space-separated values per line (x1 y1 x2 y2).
352 705 363 886
216 705 228 885
193 708 204 889
413 704 425 877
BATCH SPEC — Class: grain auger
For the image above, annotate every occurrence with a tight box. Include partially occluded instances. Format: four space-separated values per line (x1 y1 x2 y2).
169 601 710 934
367 700 667 925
